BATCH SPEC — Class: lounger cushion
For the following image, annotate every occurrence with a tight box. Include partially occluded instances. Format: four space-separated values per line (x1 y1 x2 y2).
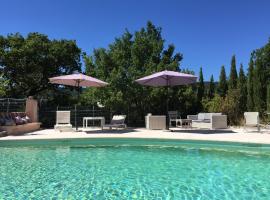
111 119 125 124
103 115 127 129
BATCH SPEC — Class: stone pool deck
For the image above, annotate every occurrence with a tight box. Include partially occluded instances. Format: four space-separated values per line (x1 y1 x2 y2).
1 127 270 144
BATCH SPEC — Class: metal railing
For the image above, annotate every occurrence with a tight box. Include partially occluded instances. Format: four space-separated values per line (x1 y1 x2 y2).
39 105 146 128
39 105 112 128
0 98 26 113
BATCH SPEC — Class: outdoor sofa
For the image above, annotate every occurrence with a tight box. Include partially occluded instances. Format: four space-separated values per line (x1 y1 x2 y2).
0 112 41 135
187 113 227 129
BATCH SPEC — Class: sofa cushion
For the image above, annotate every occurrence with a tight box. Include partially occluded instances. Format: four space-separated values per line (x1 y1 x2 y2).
197 113 222 122
15 116 24 125
22 115 31 123
193 119 211 123
198 113 206 120
21 117 28 124
211 113 222 116
203 113 212 120
111 119 125 125
4 118 15 126
0 117 5 126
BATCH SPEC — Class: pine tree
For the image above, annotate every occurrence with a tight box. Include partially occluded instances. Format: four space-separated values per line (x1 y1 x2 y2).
238 64 247 114
197 67 205 102
217 65 228 97
208 75 215 99
247 58 254 111
228 55 238 90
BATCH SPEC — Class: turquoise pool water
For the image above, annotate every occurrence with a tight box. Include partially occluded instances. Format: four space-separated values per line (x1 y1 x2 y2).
0 139 270 199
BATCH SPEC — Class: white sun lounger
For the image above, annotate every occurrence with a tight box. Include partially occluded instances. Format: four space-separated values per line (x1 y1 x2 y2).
244 112 260 132
54 111 73 132
102 115 127 130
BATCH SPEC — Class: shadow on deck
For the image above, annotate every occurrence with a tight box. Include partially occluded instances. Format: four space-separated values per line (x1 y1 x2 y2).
84 128 139 134
171 128 236 134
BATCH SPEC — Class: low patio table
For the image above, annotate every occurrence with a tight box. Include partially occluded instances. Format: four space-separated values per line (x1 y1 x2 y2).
83 117 105 128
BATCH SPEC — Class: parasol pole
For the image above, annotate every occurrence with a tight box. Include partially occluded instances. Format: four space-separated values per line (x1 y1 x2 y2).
75 80 80 131
166 75 169 130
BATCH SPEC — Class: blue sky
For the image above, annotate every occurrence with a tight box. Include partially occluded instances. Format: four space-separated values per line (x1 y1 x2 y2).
1 0 270 80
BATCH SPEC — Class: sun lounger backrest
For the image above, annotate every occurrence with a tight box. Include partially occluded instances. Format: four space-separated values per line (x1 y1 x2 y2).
244 112 259 125
168 111 178 119
111 115 126 125
56 111 70 124
187 115 198 120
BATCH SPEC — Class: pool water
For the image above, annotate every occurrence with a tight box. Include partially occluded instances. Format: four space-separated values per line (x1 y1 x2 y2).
0 139 270 199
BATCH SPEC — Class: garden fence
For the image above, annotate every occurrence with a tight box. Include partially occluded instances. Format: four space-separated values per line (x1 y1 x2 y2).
39 104 146 128
0 98 147 128
0 98 26 113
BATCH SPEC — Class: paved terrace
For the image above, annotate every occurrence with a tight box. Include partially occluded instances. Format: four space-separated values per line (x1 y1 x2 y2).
1 127 270 144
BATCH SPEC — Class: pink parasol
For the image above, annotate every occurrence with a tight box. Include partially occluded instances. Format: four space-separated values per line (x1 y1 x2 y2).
49 73 108 87
49 72 108 130
135 70 197 129
135 70 197 86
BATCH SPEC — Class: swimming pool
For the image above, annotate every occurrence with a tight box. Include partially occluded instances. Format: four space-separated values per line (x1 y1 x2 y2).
0 138 270 199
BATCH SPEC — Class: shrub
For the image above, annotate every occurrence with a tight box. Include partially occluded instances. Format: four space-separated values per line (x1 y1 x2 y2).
202 95 223 113
222 89 242 125
202 90 243 126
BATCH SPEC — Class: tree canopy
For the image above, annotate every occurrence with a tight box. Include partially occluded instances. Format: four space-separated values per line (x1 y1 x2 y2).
0 32 81 97
252 40 270 113
81 22 192 125
0 23 270 126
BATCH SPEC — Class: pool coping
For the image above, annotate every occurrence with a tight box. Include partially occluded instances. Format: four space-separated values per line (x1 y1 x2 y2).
1 128 270 146
0 137 269 146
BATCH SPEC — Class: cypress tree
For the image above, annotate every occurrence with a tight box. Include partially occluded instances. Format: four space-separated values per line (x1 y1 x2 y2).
253 60 265 113
229 55 238 89
267 84 270 112
247 58 254 111
217 65 228 97
238 64 247 113
197 67 205 102
252 41 269 114
208 75 215 99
